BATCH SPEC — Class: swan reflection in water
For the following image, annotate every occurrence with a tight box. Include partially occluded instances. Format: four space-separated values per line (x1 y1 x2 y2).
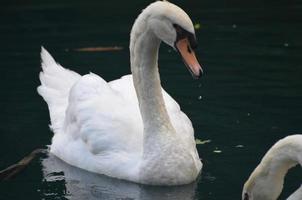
41 153 198 200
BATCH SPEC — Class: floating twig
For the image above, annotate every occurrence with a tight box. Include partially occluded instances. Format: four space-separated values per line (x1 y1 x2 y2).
73 46 123 52
0 148 46 181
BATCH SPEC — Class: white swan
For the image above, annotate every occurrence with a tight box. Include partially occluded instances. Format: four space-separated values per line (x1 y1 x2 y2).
242 135 302 200
38 1 203 185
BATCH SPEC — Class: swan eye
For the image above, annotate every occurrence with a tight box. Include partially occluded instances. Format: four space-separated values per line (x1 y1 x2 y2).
173 24 198 50
173 24 183 36
187 45 192 53
244 193 249 200
173 24 185 40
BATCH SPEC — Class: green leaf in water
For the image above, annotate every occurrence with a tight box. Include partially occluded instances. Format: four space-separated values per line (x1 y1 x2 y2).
194 23 201 30
195 139 211 145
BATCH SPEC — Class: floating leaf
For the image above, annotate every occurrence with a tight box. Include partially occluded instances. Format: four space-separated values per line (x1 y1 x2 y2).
213 150 222 153
213 147 222 153
194 23 201 30
196 139 211 145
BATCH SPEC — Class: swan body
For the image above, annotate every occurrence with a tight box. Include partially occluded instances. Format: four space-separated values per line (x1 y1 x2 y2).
242 135 302 200
38 1 202 185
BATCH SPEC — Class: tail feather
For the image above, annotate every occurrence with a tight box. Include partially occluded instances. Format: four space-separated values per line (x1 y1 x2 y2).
38 47 81 132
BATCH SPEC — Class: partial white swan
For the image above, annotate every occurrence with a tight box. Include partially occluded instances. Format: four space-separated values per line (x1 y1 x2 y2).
38 1 203 185
242 135 302 200
287 185 302 200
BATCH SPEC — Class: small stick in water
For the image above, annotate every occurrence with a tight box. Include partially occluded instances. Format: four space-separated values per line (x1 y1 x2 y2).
0 148 46 181
73 46 123 52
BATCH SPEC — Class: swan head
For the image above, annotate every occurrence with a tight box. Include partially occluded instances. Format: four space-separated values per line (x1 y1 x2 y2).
242 135 302 200
242 167 284 200
131 1 203 78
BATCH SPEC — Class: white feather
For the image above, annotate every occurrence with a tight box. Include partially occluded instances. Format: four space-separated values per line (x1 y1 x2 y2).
38 47 81 131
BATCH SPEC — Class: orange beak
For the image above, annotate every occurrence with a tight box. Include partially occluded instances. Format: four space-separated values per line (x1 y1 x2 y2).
176 38 203 79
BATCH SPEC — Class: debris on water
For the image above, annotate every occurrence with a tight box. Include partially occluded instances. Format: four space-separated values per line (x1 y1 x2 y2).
198 83 202 88
213 148 222 154
0 148 47 181
194 23 201 30
232 24 237 29
196 139 211 145
73 46 123 52
247 113 251 116
198 96 202 100
204 173 216 181
235 145 244 148
284 43 289 47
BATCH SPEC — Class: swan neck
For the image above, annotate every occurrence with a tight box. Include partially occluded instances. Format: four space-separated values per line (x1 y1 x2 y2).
246 139 302 199
261 141 300 181
130 20 175 135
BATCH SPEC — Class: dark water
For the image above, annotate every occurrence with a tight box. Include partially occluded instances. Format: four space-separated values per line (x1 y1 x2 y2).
1 0 302 199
